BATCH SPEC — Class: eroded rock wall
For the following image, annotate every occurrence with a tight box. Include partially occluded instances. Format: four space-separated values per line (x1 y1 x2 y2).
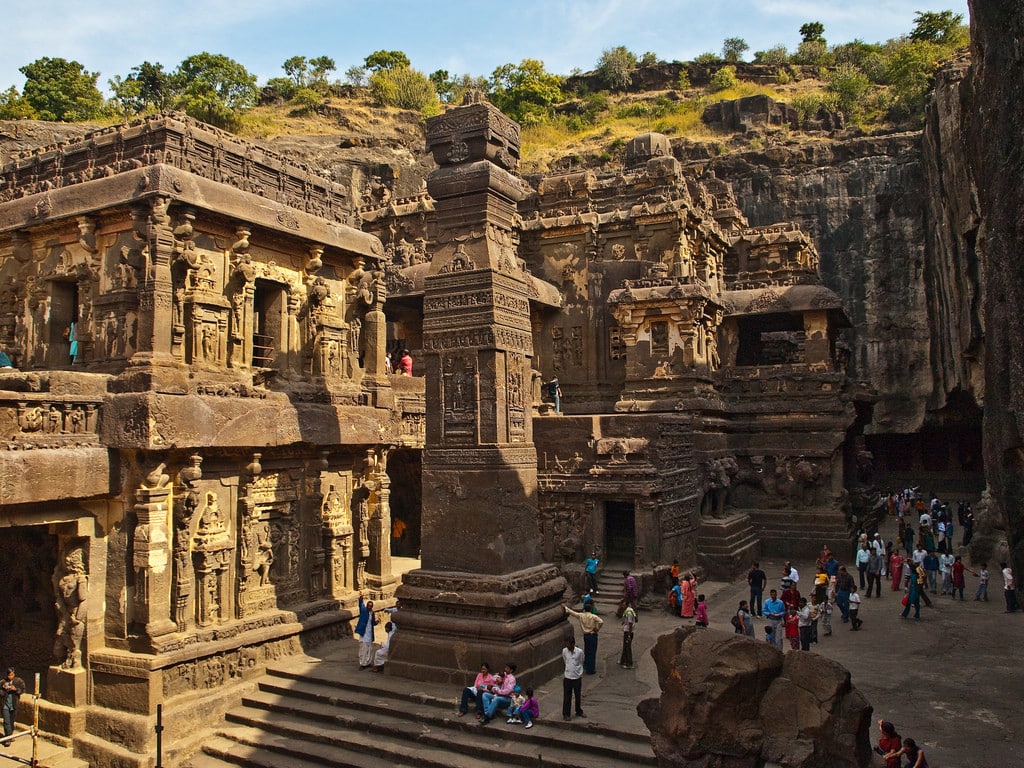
968 0 1024 574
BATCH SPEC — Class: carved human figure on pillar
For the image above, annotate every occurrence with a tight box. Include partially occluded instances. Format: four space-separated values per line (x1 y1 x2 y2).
53 543 88 670
252 517 274 587
172 488 199 632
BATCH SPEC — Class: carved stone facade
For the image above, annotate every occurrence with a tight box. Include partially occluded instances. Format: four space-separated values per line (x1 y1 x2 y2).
0 114 418 767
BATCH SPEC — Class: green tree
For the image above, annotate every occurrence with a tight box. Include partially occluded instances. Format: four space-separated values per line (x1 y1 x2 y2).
0 86 37 119
345 65 367 87
910 10 967 46
429 69 454 102
826 63 871 121
596 45 637 91
639 52 659 67
19 57 104 121
800 21 826 44
109 61 175 115
364 50 411 72
693 52 720 64
489 59 563 124
283 56 309 87
709 65 738 92
308 56 336 90
173 52 258 129
368 66 439 114
722 38 749 63
753 45 789 65
794 40 831 66
885 39 942 120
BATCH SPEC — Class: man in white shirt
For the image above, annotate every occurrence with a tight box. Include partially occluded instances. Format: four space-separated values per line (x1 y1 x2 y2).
783 561 800 585
1002 563 1017 613
561 637 586 721
939 552 955 595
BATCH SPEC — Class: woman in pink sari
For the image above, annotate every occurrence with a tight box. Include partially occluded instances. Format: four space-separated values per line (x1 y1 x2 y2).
680 573 697 618
889 552 904 591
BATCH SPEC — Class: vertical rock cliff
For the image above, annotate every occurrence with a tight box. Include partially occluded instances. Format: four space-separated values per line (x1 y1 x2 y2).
968 0 1024 572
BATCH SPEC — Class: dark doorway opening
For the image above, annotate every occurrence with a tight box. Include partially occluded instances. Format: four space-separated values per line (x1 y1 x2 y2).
0 526 59 695
252 280 286 370
48 281 79 368
388 448 422 559
604 500 635 566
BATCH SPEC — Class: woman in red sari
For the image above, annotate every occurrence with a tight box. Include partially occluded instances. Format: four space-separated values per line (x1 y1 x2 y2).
680 573 696 618
889 552 905 591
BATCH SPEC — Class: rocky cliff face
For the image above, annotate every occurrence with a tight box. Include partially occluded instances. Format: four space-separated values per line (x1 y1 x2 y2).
693 134 935 434
921 53 984 414
968 0 1024 572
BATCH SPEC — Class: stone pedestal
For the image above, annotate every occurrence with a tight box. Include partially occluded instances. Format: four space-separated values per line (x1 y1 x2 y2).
697 513 760 579
46 666 87 707
388 565 567 685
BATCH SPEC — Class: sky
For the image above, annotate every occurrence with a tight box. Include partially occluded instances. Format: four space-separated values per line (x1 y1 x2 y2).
1 0 971 93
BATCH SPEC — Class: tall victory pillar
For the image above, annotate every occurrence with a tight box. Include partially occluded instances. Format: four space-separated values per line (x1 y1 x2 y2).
388 100 567 684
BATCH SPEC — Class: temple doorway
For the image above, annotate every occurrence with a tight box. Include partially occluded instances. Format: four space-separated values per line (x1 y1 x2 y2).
604 500 635 566
48 280 79 368
388 448 422 560
0 526 59 695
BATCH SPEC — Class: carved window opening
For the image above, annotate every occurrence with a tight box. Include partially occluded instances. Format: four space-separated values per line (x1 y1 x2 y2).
48 281 79 368
252 280 285 369
609 326 626 360
650 321 669 357
735 313 805 366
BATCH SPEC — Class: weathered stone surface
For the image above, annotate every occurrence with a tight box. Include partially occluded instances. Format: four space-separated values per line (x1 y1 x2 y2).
638 627 872 768
968 0 1024 583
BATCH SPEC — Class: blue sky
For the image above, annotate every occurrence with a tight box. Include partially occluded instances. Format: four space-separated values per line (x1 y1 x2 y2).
2 0 970 93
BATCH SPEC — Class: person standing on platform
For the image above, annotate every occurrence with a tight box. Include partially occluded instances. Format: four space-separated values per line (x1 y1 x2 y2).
619 602 637 669
1 668 25 747
399 349 413 376
546 376 562 413
564 603 603 675
561 637 586 721
584 551 600 594
747 561 767 616
354 594 379 669
763 589 785 651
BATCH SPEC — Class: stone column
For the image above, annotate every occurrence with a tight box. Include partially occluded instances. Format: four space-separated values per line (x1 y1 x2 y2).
132 467 177 642
363 447 395 592
389 100 567 685
130 197 177 366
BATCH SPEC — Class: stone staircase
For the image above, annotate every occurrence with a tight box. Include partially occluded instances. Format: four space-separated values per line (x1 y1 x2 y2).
184 654 657 768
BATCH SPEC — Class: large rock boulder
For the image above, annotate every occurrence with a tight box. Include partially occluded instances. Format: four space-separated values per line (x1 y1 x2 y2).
638 627 872 768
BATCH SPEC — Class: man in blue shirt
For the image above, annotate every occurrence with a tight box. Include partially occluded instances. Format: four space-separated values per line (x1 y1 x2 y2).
763 589 786 651
584 552 599 594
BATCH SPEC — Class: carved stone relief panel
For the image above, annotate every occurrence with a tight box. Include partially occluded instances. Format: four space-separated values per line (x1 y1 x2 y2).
440 353 478 446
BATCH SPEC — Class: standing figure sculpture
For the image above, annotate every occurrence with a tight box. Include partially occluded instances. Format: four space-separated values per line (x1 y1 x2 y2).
53 543 88 670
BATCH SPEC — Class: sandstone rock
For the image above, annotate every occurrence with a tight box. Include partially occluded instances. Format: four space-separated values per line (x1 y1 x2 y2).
638 627 872 768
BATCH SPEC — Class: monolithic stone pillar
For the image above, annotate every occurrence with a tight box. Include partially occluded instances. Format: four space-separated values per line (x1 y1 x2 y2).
130 197 177 366
363 447 395 592
389 100 567 685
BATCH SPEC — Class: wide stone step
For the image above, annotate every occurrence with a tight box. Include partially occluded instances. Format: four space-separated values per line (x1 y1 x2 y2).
263 664 653 753
190 730 421 768
224 702 639 768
